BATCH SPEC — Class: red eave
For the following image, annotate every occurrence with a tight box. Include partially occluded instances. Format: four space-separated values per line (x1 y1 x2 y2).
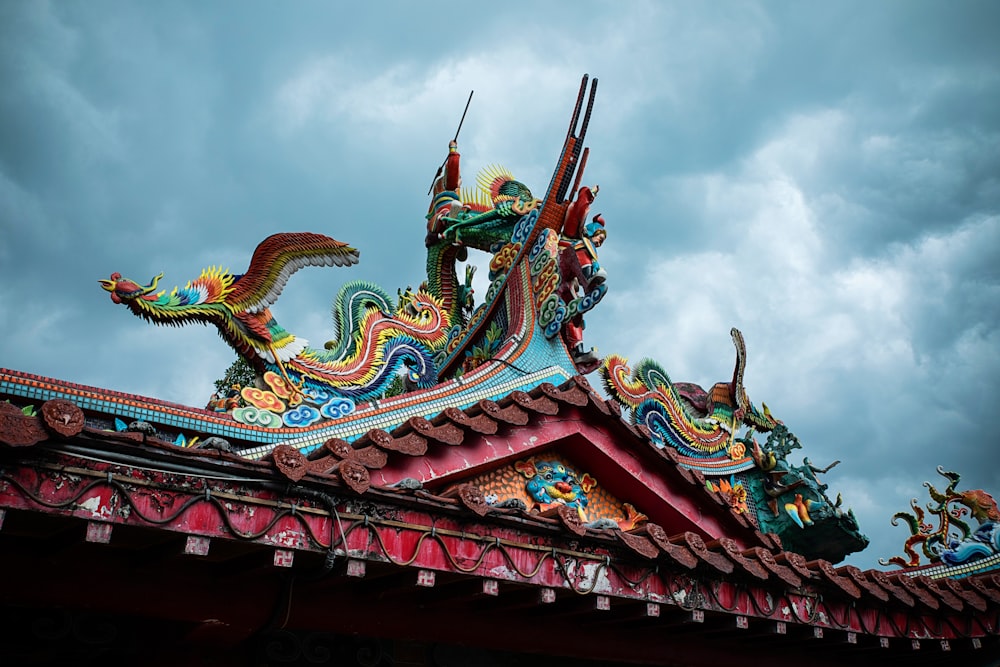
342 377 759 545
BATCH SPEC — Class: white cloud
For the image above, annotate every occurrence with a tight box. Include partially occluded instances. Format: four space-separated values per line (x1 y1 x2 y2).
594 104 1000 567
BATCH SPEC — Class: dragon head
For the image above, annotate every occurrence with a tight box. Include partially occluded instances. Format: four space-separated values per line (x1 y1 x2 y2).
99 272 163 304
515 459 596 511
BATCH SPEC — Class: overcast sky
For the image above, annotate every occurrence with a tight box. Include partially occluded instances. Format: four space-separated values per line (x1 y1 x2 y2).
2 1 998 569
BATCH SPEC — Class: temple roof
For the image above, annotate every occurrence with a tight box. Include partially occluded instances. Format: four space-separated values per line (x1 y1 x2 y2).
1 376 997 665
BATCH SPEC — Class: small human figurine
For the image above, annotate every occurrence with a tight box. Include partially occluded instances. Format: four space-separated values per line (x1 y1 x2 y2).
426 140 464 246
207 384 241 412
224 384 241 411
560 186 606 289
558 206 608 368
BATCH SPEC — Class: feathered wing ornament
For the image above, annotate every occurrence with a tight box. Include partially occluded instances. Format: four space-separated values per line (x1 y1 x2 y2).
227 233 359 315
101 232 360 367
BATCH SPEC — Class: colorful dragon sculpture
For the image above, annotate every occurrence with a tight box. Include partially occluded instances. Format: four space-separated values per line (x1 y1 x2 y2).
515 458 597 521
425 160 540 330
423 144 608 371
600 328 778 460
881 466 1000 569
600 328 866 558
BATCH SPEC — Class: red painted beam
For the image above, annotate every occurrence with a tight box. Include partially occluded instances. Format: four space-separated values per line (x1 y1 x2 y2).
1 455 995 644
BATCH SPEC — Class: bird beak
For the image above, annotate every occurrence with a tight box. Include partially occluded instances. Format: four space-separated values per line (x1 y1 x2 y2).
98 278 120 303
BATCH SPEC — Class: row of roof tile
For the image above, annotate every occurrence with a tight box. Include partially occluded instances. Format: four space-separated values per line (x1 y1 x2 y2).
3 384 998 622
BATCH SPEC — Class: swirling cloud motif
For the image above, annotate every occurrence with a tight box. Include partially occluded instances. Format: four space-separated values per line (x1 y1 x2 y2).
263 371 295 399
241 386 286 413
729 440 747 460
489 242 521 276
283 404 321 428
563 282 607 323
538 294 566 338
232 406 283 428
320 397 356 420
528 228 557 264
535 271 559 304
302 386 334 405
511 209 537 244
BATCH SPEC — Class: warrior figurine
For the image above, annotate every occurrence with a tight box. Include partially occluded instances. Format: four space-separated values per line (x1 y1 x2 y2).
559 186 608 367
560 186 606 289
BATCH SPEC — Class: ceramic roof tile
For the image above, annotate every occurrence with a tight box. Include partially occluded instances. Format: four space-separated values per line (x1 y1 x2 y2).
941 577 986 612
418 418 465 446
358 426 428 456
310 438 388 469
538 380 589 407
710 538 768 580
603 397 622 418
754 531 778 550
305 454 338 475
41 398 85 437
672 531 735 575
615 530 660 560
771 551 815 582
966 574 1000 605
270 444 311 482
0 402 50 447
919 576 964 612
338 459 370 495
556 504 587 536
867 569 916 608
741 547 802 588
836 565 889 602
638 524 699 569
435 406 498 435
573 377 611 415
346 444 388 468
889 573 939 610
810 559 862 599
471 398 529 426
506 389 559 416
454 483 490 517
355 428 393 449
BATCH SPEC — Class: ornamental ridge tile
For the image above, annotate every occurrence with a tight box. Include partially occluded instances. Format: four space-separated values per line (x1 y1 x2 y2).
919 577 964 612
741 546 802 588
836 565 889 602
810 560 862 599
890 573 939 610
